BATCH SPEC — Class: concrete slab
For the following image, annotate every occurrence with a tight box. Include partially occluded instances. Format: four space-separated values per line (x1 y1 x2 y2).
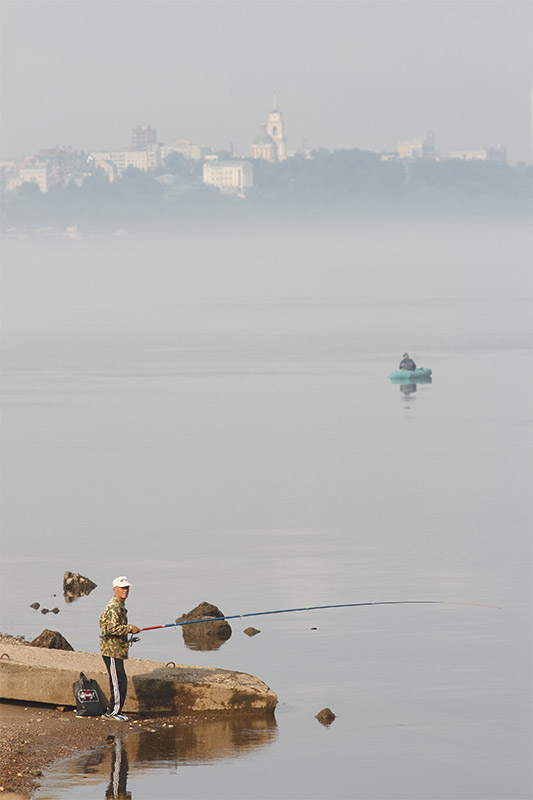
0 643 277 714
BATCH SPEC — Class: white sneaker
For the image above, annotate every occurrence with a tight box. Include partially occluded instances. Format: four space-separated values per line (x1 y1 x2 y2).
104 712 128 721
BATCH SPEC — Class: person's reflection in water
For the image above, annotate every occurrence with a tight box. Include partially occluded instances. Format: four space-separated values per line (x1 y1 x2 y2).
400 383 417 396
105 738 132 800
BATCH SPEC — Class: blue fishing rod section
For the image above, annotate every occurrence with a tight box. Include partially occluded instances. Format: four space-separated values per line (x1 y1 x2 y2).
138 600 497 635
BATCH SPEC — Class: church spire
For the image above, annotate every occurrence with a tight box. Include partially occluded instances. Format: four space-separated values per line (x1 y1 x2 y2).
266 99 286 160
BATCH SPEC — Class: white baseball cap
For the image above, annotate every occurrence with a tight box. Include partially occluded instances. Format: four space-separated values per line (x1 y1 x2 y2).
112 576 132 588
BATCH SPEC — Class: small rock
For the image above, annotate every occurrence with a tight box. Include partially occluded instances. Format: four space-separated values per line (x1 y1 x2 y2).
31 629 74 651
315 707 336 726
244 627 261 636
41 608 50 614
30 602 40 610
51 607 60 614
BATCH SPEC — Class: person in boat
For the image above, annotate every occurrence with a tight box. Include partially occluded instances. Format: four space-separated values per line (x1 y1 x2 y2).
99 576 140 721
399 353 416 371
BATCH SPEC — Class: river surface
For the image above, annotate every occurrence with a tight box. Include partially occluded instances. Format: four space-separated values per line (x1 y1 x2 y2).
1 225 531 799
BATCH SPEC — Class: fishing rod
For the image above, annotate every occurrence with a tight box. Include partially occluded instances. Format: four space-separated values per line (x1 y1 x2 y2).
129 600 499 645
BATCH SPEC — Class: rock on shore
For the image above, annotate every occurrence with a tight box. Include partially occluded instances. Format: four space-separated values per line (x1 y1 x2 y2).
30 629 73 651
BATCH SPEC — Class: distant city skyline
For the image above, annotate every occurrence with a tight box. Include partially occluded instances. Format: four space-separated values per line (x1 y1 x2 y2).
1 1 532 164
3 120 510 198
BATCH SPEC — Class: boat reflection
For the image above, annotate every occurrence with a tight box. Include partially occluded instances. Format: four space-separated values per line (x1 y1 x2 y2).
390 375 432 397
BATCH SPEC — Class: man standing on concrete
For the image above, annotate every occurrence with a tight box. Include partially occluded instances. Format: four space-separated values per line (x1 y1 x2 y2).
99 576 140 721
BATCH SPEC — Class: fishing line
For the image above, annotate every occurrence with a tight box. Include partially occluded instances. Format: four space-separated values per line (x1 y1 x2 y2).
129 600 499 645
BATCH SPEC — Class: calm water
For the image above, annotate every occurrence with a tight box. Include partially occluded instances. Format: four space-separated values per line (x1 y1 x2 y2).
1 226 531 799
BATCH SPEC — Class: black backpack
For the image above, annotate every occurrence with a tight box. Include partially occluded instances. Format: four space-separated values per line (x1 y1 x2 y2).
73 671 104 716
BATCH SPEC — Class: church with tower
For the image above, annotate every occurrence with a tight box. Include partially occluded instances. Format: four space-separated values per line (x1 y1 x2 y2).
250 97 287 162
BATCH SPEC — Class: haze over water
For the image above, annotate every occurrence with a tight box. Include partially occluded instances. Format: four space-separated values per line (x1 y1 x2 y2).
1 224 531 799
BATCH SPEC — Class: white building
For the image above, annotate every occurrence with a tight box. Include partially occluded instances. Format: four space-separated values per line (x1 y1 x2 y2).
448 146 506 162
202 160 253 197
90 149 158 175
397 132 437 159
7 166 49 192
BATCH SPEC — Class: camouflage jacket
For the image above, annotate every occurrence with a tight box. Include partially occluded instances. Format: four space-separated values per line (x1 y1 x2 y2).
99 597 133 659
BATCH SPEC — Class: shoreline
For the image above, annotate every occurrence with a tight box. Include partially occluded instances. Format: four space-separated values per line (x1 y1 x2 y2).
0 634 277 797
0 698 184 798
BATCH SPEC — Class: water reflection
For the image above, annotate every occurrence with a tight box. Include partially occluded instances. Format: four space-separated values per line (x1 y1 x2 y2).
105 739 131 800
180 623 232 651
390 375 432 397
133 715 277 765
38 715 277 798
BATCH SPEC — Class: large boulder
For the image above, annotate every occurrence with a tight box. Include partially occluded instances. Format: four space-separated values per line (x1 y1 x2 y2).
31 629 74 651
176 602 232 651
63 571 97 603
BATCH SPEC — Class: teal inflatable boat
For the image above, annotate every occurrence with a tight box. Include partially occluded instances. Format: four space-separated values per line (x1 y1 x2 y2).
389 367 432 381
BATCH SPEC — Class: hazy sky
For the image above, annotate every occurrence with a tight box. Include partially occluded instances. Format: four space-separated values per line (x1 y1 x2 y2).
1 0 532 163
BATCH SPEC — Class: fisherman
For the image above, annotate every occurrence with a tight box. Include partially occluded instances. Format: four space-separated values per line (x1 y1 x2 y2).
99 576 140 721
399 352 416 371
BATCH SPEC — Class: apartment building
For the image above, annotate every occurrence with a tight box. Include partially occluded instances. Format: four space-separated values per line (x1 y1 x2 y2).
90 149 158 175
132 125 157 150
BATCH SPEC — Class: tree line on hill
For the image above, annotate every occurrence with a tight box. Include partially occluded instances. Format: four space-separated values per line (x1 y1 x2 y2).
1 148 531 233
